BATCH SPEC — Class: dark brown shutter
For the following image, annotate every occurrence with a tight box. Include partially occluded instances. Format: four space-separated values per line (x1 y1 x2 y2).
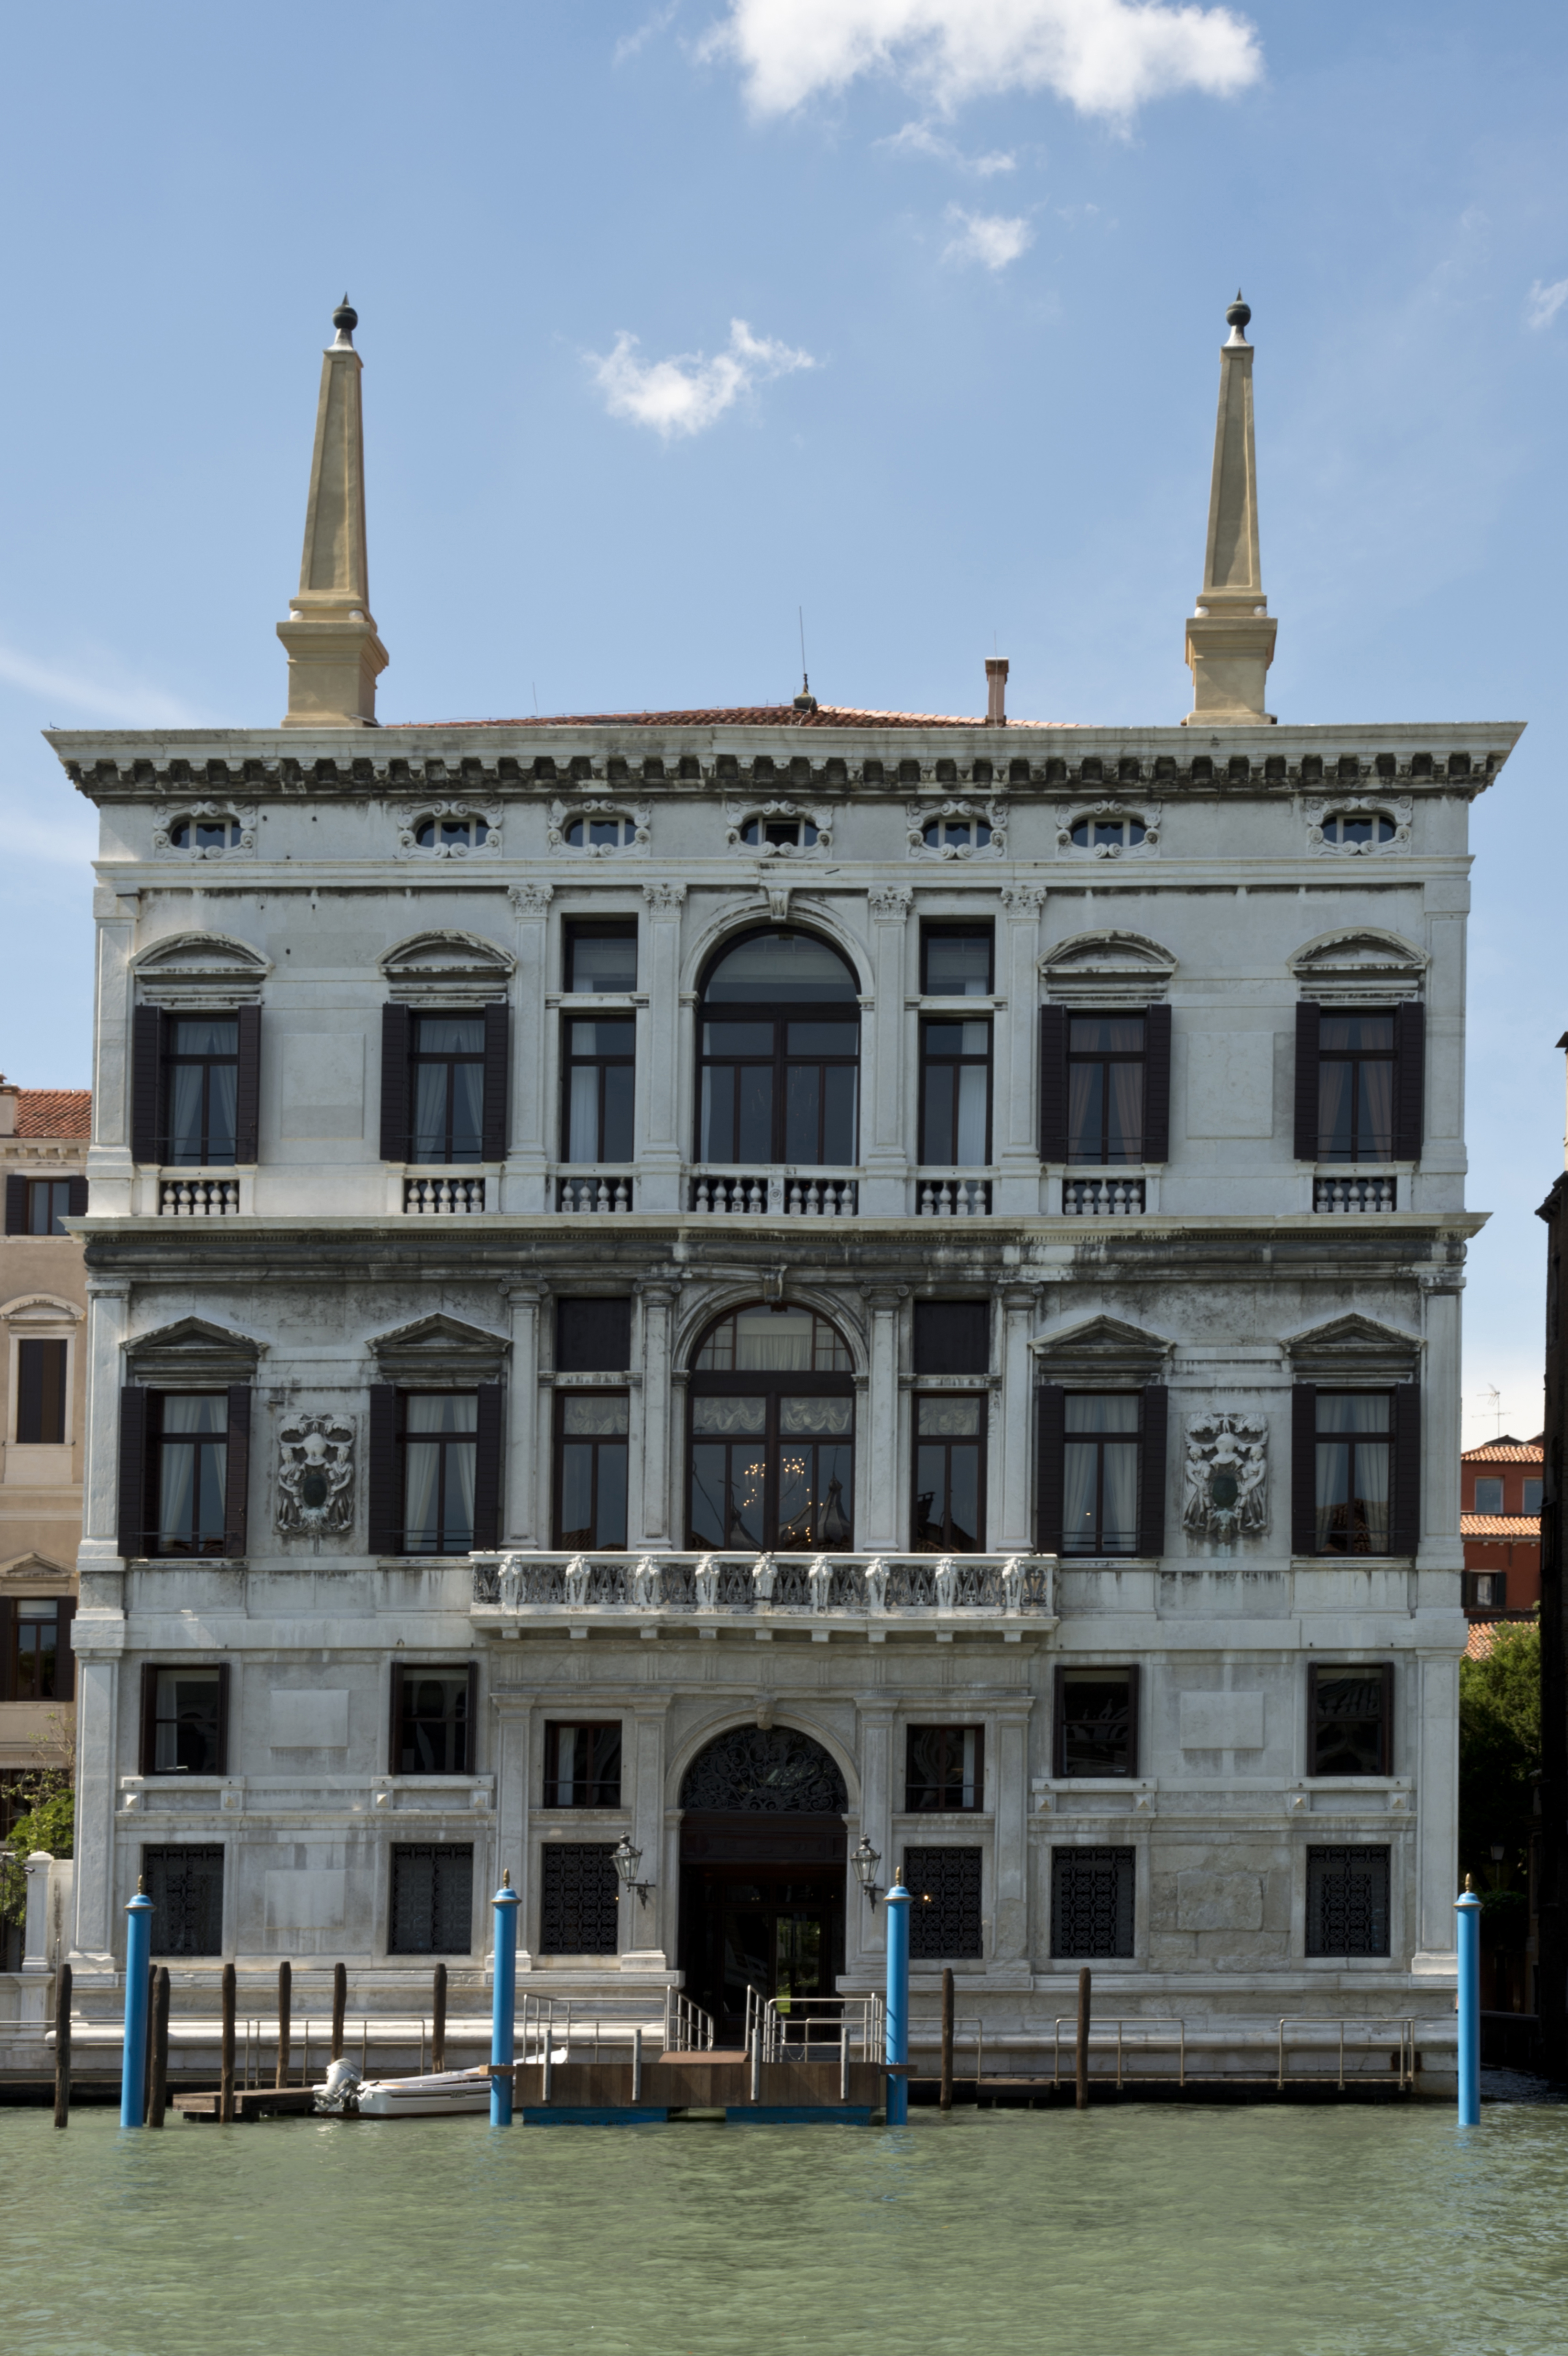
482 1002 510 1163
17 1339 44 1443
472 1384 504 1550
0 1598 13 1702
139 1662 159 1775
368 1385 400 1555
3 1174 26 1234
131 1004 164 1165
234 1004 261 1164
215 1662 231 1776
1125 1663 1143 1777
1378 1661 1394 1776
118 1385 150 1559
380 1004 411 1163
1394 1001 1426 1164
1293 1001 1320 1162
1039 1006 1068 1162
66 1175 89 1219
556 1298 633 1373
1291 1384 1318 1555
1138 1385 1168 1557
389 1662 406 1775
1392 1383 1422 1557
56 1597 76 1703
463 1659 479 1777
1035 1384 1066 1553
223 1386 252 1558
1142 1003 1172 1164
912 1301 990 1375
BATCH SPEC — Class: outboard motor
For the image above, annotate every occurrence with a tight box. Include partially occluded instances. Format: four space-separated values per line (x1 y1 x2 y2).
314 2057 364 2115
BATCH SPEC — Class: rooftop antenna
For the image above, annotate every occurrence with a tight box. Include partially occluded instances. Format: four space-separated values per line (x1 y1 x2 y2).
532 680 539 717
793 606 817 714
1477 1384 1503 1439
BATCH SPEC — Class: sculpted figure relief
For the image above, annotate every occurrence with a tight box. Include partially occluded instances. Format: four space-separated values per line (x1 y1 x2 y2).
1182 1411 1269 1543
276 1415 354 1536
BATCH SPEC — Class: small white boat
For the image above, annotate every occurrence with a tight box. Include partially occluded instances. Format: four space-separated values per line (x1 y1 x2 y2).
314 2051 570 2118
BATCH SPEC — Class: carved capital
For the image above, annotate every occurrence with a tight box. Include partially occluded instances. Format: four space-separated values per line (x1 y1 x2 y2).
868 885 914 920
508 883 554 916
642 883 687 912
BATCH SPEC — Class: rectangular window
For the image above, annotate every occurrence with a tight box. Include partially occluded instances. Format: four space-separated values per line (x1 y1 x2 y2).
1472 1477 1504 1515
164 1017 240 1167
1524 1477 1544 1516
912 1395 986 1551
538 1843 620 1954
1463 1571 1507 1611
904 1846 983 1959
1067 1014 1145 1165
410 1014 486 1163
905 1726 984 1812
562 1017 635 1162
544 1723 623 1808
1309 1664 1392 1777
400 1393 479 1556
913 1301 989 1375
1306 1845 1391 1958
1314 1393 1392 1555
566 921 638 995
556 1298 632 1373
13 1600 60 1701
142 1845 225 1957
1062 1395 1141 1556
149 1393 229 1557
1056 1666 1137 1778
16 1339 67 1444
1317 1012 1395 1162
555 1394 630 1548
392 1666 473 1775
389 1843 474 1954
922 925 993 997
920 1019 991 1165
1051 1847 1135 1959
142 1665 226 1774
26 1179 75 1236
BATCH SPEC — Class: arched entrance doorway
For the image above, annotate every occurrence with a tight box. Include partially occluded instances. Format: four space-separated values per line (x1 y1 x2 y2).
678 1725 849 2038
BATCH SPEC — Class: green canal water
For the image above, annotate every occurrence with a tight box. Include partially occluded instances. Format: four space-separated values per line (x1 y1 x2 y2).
4 2103 1566 2356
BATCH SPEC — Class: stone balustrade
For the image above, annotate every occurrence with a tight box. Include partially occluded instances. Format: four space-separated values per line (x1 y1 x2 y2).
404 1174 486 1214
470 1547 1056 1628
1314 1175 1397 1212
159 1178 240 1216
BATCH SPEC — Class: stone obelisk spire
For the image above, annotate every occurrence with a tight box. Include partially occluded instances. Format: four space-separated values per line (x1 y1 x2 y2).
1183 294 1275 726
277 297 388 726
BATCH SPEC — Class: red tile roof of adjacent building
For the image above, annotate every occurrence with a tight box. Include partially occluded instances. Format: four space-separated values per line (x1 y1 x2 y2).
1465 1617 1538 1659
1462 1437 1544 1462
12 1089 91 1138
1460 1515 1541 1539
402 705 1079 732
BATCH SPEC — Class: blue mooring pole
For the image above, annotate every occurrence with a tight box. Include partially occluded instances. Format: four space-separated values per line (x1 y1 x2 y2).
490 1869 521 2127
1456 1877 1481 2127
885 1870 911 2127
120 1886 153 2129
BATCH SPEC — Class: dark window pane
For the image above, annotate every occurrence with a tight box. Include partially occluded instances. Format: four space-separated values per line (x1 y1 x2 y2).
785 1064 821 1161
1472 1478 1503 1515
15 1602 59 1700
556 1299 632 1373
822 1065 856 1164
539 1843 620 1954
568 930 637 992
700 1066 735 1161
737 1066 773 1161
142 1845 224 1956
1051 1847 1134 1958
921 1064 955 1164
389 1843 474 1953
396 1669 470 1775
152 1669 222 1773
703 933 857 1003
28 1179 73 1236
924 932 992 995
913 1302 989 1374
1306 1846 1390 1957
1058 1670 1134 1777
544 1723 623 1808
601 1062 635 1160
904 1846 983 1958
1312 1671 1387 1776
17 1339 67 1444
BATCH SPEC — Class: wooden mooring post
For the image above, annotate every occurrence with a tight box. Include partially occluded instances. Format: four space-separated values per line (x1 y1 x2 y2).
149 1967 171 2128
331 1962 347 2061
1076 1968 1091 2111
53 1962 72 2129
432 1961 447 2072
219 1962 237 2123
275 1961 292 2089
940 1968 955 2111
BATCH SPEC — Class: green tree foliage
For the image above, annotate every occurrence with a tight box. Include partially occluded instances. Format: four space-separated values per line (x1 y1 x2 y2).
1459 1621 1540 1906
0 1713 74 1934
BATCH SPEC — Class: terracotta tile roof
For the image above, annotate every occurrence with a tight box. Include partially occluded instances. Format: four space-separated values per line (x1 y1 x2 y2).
11 1089 91 1138
400 704 1078 732
1461 1515 1541 1539
1465 1616 1537 1659
1463 1438 1544 1462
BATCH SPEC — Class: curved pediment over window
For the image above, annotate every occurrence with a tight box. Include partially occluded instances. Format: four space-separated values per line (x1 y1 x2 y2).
0 1293 84 1326
1039 930 1176 1006
368 1312 510 1382
1288 928 1426 1000
380 930 516 1003
131 930 271 1006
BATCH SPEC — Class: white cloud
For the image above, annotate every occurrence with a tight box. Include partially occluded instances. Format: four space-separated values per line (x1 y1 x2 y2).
699 0 1263 122
1526 276 1568 330
944 206 1034 270
588 318 817 439
879 119 1016 173
614 3 680 67
0 640 203 727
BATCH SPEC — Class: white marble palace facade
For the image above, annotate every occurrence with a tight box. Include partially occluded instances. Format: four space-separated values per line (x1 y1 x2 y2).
51 297 1522 2047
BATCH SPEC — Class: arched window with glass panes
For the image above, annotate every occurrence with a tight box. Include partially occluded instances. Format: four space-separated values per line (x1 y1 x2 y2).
686 1304 855 1552
696 930 860 1169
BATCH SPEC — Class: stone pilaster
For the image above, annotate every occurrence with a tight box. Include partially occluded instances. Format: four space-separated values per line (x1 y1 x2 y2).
637 1282 679 1544
860 1286 906 1550
88 885 138 1212
991 1699 1035 1966
622 1701 671 1969
640 884 686 1211
503 1282 546 1546
995 887 1045 1213
861 887 912 1216
994 1285 1039 1552
505 884 553 1213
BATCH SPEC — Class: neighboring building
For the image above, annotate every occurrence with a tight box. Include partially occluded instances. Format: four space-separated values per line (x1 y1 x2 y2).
49 296 1522 2062
1460 1435 1542 1617
0 1076 87 1793
1537 1058 1568 2072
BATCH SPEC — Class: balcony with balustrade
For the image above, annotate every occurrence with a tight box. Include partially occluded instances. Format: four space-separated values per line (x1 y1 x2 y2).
471 1548 1056 1641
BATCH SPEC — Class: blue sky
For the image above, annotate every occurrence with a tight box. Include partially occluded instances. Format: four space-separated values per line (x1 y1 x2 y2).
1 0 1563 1442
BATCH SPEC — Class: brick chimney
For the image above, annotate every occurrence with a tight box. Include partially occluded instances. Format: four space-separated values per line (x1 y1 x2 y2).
0 1076 15 1138
985 658 1009 726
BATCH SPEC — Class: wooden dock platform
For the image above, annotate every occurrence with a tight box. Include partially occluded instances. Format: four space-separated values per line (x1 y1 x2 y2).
172 2086 321 2121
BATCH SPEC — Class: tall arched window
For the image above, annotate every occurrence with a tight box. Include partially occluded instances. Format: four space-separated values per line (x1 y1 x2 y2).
687 1304 855 1551
697 930 859 1167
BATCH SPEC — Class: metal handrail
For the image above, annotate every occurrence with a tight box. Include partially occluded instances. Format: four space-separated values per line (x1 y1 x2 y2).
1045 2017 1420 2088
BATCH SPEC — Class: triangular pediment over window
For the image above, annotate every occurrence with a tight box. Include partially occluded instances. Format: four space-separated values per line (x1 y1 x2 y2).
125 1316 265 1384
132 930 271 1005
1289 928 1426 1002
380 930 515 1003
1284 1312 1421 1382
1040 929 1176 1005
0 1549 74 1585
1032 1312 1173 1383
369 1313 510 1381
